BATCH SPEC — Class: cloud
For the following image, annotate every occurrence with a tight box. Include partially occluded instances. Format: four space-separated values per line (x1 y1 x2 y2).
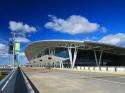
0 53 9 57
15 37 31 43
100 27 108 33
0 43 8 56
99 33 125 46
19 52 25 56
45 15 107 35
19 55 28 64
0 43 6 50
9 21 37 33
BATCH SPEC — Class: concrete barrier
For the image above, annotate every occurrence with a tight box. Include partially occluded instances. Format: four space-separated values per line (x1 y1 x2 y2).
95 67 99 70
116 67 125 72
90 67 94 70
81 67 84 70
77 66 81 70
59 66 125 73
108 67 115 72
85 67 89 70
101 67 107 71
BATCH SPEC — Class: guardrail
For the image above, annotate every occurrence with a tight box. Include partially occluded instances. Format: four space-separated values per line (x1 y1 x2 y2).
0 67 40 93
0 69 17 93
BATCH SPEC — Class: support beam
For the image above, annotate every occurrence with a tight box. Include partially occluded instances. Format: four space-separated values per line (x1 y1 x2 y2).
68 48 73 67
72 48 78 68
68 47 78 69
49 48 51 55
99 50 103 66
93 50 103 66
61 61 64 69
60 61 62 69
94 50 98 66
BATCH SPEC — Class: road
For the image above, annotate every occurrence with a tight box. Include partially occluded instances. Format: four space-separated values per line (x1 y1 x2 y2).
23 67 125 93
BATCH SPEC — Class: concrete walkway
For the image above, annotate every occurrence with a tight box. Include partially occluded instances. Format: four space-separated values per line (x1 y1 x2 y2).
23 67 125 93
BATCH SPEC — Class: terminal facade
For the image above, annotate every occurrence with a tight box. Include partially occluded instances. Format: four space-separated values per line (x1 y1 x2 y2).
25 40 125 68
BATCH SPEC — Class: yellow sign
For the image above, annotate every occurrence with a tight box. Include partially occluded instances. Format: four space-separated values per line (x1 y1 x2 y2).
15 51 20 54
15 42 20 51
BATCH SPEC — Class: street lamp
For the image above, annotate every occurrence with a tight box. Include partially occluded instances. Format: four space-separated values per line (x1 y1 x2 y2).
11 31 29 70
12 32 16 70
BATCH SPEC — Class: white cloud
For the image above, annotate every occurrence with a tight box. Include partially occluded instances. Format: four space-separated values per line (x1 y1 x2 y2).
19 52 25 56
99 33 125 46
0 53 9 57
0 43 8 56
0 43 6 50
45 15 107 35
100 27 108 32
15 37 31 43
9 21 37 33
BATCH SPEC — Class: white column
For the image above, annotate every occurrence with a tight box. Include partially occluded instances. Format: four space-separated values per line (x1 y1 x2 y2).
94 50 98 66
72 48 78 68
60 61 62 69
61 61 64 69
68 47 78 69
94 50 103 66
68 48 73 67
51 49 53 55
99 50 103 66
49 48 51 55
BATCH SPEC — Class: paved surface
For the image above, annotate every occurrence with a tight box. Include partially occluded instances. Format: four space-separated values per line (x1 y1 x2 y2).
23 67 125 93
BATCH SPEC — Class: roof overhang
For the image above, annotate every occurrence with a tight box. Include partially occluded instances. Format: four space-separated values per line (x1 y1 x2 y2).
25 40 125 61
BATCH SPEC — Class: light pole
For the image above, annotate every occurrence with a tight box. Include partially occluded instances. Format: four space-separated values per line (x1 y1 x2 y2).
13 32 16 70
11 31 29 69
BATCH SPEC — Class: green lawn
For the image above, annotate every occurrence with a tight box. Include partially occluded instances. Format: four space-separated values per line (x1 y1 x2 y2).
0 76 6 80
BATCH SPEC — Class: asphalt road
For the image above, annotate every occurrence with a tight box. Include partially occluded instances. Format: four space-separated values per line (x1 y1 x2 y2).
23 67 125 93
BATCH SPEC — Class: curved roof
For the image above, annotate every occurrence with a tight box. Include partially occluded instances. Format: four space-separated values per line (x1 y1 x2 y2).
25 40 125 61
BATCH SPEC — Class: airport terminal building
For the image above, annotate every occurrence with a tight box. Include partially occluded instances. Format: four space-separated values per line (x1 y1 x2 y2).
25 40 125 68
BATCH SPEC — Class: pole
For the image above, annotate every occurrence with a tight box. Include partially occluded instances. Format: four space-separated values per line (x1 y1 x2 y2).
17 54 19 67
13 33 15 70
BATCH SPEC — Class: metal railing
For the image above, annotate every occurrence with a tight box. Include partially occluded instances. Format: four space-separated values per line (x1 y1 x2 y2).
0 69 17 93
0 67 39 93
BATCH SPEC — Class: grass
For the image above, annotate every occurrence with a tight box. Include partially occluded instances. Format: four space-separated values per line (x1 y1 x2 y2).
0 75 6 80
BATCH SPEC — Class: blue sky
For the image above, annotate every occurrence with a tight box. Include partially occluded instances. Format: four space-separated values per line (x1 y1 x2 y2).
0 0 125 65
